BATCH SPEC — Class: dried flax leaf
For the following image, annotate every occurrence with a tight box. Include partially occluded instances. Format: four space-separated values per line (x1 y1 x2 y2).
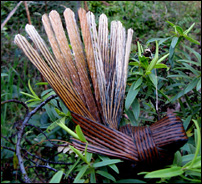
48 10 85 102
78 8 102 121
64 8 100 122
25 24 88 115
42 14 70 82
86 11 108 126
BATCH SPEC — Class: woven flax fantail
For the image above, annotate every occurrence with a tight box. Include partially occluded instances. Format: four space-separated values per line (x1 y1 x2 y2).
14 8 188 167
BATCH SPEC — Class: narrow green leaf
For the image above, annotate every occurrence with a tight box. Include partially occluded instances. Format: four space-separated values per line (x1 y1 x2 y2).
98 155 119 174
132 98 140 120
156 53 169 64
90 170 96 183
49 170 63 183
154 63 169 70
148 73 157 88
183 45 201 63
144 167 184 178
57 117 79 140
176 26 183 35
96 170 116 182
28 79 39 99
35 82 49 85
171 37 179 48
73 165 88 183
146 41 159 73
1 73 8 77
42 91 56 100
65 158 81 179
125 86 140 110
54 108 67 117
166 21 175 27
133 77 142 90
137 41 142 57
146 37 171 46
93 159 122 168
183 35 200 45
178 59 201 66
129 62 139 66
184 78 199 94
183 115 192 130
196 78 201 91
69 145 87 163
76 125 87 143
183 23 195 35
86 152 92 163
20 91 38 99
186 120 201 169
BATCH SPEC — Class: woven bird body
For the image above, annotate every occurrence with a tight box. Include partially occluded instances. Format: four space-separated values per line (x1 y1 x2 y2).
14 8 188 167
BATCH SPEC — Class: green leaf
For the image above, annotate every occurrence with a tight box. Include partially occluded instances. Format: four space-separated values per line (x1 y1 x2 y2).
183 115 192 130
125 86 140 110
185 120 201 169
171 37 179 48
133 77 142 90
148 73 157 88
183 35 200 45
1 73 8 77
44 104 57 121
69 145 87 163
54 108 67 117
90 170 96 183
146 41 159 73
183 23 195 35
86 152 92 163
178 59 201 67
166 21 175 28
28 79 39 99
76 125 87 143
20 91 38 99
154 63 169 70
73 165 88 183
146 37 171 46
35 82 49 85
196 78 201 91
184 78 199 94
49 170 63 183
176 26 183 35
57 117 79 140
129 62 139 66
183 45 201 63
137 41 142 57
93 159 122 168
98 155 119 174
156 53 169 64
132 98 140 120
96 170 116 182
42 91 56 100
143 167 184 178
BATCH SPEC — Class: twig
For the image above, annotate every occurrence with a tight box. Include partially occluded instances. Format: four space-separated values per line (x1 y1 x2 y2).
2 95 57 183
154 69 160 120
1 1 23 30
101 1 110 6
25 123 68 147
24 1 32 25
84 1 88 12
